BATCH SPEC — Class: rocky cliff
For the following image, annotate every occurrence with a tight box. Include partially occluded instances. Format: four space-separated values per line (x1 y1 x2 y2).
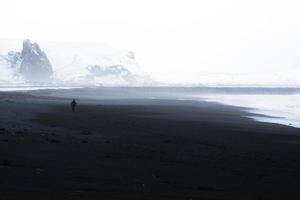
19 39 53 82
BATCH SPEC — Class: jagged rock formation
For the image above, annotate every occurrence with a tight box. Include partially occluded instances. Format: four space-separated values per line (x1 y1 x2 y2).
6 51 22 69
19 40 53 81
86 65 137 83
1 39 53 82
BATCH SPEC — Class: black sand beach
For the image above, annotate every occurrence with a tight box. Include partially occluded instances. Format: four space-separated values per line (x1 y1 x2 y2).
1 90 300 199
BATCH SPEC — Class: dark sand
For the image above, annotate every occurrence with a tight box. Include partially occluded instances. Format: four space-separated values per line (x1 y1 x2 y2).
1 92 300 199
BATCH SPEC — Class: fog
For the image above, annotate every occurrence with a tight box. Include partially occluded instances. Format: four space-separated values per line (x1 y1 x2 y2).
1 0 300 85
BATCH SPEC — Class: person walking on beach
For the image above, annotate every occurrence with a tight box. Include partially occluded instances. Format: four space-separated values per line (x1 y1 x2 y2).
71 99 77 112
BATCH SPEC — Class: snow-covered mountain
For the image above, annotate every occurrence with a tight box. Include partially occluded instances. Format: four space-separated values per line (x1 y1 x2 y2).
0 39 152 86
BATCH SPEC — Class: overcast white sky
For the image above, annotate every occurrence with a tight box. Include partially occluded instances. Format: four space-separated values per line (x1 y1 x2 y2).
1 0 300 85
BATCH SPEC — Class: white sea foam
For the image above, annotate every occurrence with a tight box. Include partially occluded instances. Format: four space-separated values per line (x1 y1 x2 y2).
198 94 300 128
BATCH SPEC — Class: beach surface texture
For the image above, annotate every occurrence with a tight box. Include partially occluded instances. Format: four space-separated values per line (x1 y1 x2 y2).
0 90 300 199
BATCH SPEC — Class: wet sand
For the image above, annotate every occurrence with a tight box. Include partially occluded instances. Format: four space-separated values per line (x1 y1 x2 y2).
0 92 300 199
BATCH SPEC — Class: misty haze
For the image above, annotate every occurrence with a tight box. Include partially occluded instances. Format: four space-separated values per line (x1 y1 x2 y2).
1 1 300 200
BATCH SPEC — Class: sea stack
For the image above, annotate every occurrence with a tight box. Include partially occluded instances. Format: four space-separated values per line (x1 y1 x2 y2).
19 39 53 82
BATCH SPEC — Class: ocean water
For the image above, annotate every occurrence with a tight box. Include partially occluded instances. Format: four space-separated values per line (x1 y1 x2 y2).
197 94 300 128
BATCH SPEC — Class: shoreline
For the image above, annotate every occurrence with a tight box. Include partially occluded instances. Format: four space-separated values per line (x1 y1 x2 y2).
31 87 300 129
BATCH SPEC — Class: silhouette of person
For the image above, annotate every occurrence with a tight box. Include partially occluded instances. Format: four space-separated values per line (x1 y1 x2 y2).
71 99 77 112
